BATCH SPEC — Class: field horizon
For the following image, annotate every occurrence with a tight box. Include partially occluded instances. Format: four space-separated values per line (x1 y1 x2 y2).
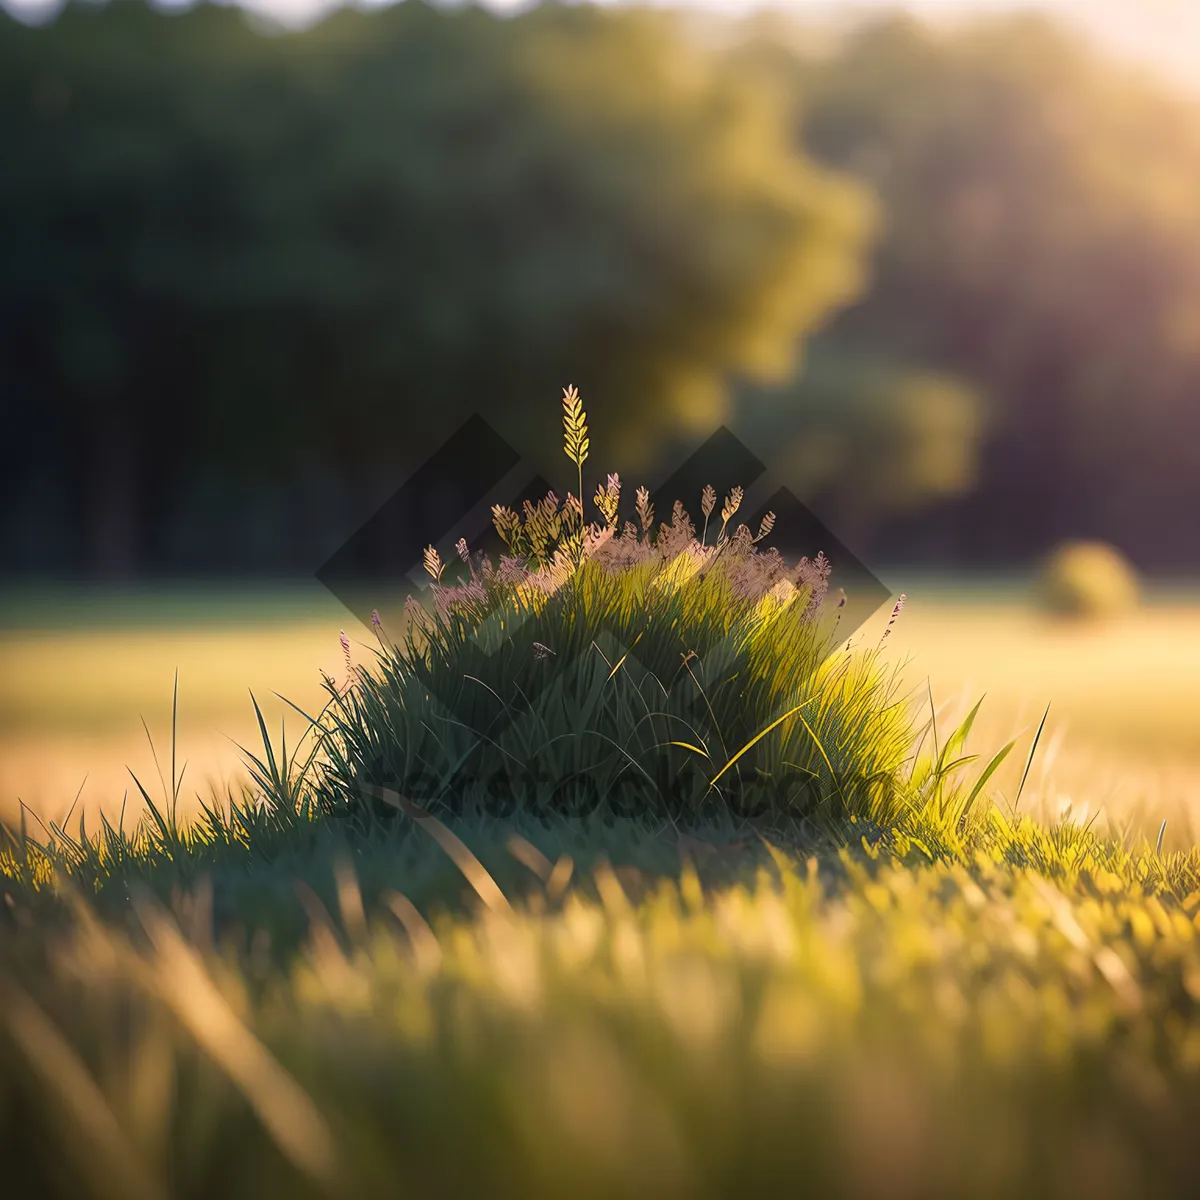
3 571 1198 847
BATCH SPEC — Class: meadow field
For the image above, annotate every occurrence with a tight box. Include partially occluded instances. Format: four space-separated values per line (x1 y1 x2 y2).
3 575 1198 843
5 551 1200 1198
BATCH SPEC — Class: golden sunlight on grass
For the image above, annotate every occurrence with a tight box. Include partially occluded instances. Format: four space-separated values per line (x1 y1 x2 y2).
0 599 350 826
2 580 1199 840
880 579 1200 846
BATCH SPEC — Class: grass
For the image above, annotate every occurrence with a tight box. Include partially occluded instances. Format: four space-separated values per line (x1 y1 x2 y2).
4 584 1200 1197
310 550 913 832
0 597 342 825
887 581 1200 761
4 394 1200 1197
5 774 1200 1198
883 584 1200 850
6 579 1200 841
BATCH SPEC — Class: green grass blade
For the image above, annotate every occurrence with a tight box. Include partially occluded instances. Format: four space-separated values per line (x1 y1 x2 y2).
708 700 814 789
964 738 1018 810
936 695 985 778
128 770 171 844
1015 703 1051 809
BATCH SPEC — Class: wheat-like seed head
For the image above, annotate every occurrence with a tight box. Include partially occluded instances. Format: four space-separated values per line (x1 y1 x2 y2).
795 552 833 620
721 486 743 524
422 545 444 582
701 485 717 519
635 486 654 535
593 473 621 528
562 384 589 470
522 495 562 566
491 504 521 551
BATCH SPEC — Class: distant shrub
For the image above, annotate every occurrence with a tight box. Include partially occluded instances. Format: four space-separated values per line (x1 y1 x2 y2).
1037 540 1139 619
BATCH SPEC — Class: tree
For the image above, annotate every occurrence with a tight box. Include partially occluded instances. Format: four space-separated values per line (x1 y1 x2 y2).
0 0 874 576
791 12 1200 566
733 342 982 549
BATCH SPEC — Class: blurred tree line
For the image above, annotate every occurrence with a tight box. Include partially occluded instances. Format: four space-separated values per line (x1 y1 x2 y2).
731 10 1200 567
2 0 1198 577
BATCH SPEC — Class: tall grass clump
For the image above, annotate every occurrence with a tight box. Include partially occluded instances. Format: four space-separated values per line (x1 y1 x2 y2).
307 388 913 833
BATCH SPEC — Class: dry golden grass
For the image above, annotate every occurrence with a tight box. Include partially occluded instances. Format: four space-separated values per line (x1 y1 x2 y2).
0 592 350 826
880 580 1200 847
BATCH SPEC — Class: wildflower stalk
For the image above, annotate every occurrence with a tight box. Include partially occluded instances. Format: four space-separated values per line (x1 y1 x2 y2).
700 485 716 546
562 384 589 568
716 486 743 548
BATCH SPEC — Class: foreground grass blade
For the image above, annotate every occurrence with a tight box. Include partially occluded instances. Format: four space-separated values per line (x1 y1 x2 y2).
708 699 816 790
363 783 511 913
136 905 339 1187
128 770 172 845
1016 702 1052 808
964 738 1018 812
938 695 984 773
1 980 168 1200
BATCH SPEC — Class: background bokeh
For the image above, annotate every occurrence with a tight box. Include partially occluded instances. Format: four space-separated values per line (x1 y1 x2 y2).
1 0 1198 832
